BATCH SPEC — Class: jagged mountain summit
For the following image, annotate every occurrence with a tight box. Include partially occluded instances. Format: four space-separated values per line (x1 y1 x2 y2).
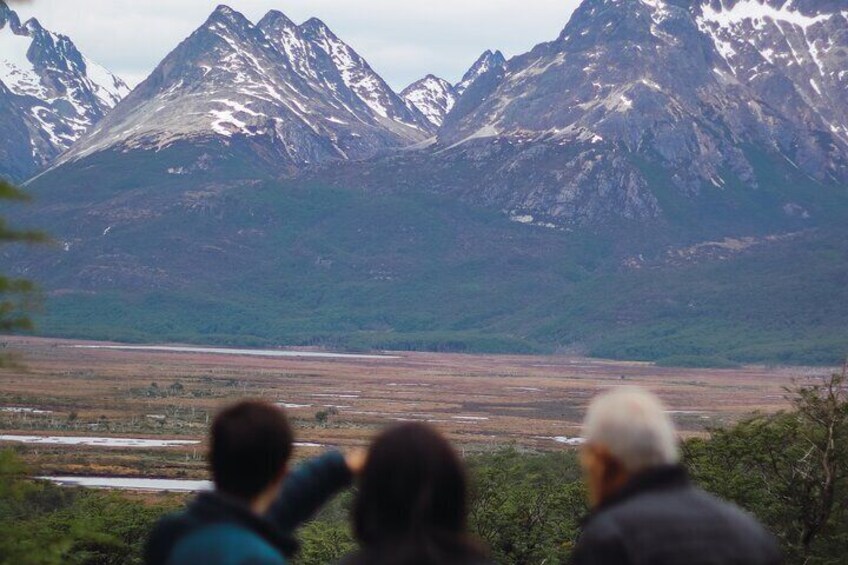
401 51 507 129
441 49 508 132
455 49 507 96
45 5 432 177
296 17 433 133
0 0 128 181
401 75 457 127
260 11 433 135
423 0 848 227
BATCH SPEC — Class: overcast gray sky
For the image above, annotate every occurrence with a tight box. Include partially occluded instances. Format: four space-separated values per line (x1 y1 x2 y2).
7 0 582 90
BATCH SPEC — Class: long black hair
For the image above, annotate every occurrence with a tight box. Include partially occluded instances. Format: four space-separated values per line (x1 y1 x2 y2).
347 422 488 565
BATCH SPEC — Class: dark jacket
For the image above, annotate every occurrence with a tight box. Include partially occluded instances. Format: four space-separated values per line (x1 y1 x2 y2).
145 451 352 565
571 465 782 565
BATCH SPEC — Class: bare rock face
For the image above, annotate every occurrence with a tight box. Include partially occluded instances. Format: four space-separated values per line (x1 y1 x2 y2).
0 0 128 181
455 50 507 97
430 0 848 227
47 5 432 177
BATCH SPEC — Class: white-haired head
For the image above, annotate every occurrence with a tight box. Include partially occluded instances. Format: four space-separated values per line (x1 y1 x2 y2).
583 387 679 473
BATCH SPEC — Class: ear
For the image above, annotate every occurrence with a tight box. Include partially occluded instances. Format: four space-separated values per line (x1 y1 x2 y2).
598 449 626 483
584 444 629 506
597 448 630 499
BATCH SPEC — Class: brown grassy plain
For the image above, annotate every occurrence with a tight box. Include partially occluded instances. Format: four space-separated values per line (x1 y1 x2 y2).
0 336 832 480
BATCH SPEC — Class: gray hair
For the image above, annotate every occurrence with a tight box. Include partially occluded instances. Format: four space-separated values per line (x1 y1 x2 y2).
583 387 680 472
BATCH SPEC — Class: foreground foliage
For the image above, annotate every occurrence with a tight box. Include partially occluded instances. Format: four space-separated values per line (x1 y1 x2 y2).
0 450 179 564
0 179 46 366
685 368 848 564
1 372 846 564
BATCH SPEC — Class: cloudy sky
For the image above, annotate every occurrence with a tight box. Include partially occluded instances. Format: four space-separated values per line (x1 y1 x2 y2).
7 0 582 90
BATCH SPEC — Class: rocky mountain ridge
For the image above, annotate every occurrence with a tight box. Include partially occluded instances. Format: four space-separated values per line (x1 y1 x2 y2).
44 5 438 176
415 0 848 227
0 0 128 182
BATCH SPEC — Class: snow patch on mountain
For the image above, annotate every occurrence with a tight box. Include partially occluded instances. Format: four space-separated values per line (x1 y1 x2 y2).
0 24 43 97
83 56 130 106
402 75 457 127
699 1 835 29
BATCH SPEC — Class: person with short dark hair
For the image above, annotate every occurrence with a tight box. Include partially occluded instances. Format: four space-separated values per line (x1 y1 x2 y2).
210 399 295 502
571 387 782 565
341 422 492 565
145 400 364 565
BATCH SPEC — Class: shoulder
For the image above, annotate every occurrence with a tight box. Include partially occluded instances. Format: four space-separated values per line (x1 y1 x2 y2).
599 484 764 533
695 490 782 548
167 523 286 565
571 514 630 565
584 486 780 562
701 489 765 526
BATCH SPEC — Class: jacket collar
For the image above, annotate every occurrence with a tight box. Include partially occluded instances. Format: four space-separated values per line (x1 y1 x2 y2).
593 464 690 515
190 491 300 557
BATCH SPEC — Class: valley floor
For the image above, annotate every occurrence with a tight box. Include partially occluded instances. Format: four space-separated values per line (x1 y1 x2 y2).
0 336 829 485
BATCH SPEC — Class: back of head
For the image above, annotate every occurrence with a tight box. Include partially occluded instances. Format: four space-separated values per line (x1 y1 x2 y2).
210 400 294 501
584 387 679 473
352 423 484 565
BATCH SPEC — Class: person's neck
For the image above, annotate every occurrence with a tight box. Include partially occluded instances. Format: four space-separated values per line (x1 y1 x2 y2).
596 465 687 508
249 487 278 516
595 471 631 508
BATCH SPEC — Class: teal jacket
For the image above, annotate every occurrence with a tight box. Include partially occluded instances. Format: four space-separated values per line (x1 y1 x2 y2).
167 522 287 565
145 451 352 565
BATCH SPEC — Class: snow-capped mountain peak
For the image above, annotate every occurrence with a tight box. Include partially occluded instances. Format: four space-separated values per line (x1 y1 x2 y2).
258 10 316 80
401 74 457 127
299 17 430 130
208 4 243 24
204 4 258 41
49 5 432 176
300 18 391 117
300 17 334 37
258 9 299 39
455 49 506 95
0 0 129 181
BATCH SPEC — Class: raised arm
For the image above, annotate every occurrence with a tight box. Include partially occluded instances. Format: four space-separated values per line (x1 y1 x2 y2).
267 449 363 532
